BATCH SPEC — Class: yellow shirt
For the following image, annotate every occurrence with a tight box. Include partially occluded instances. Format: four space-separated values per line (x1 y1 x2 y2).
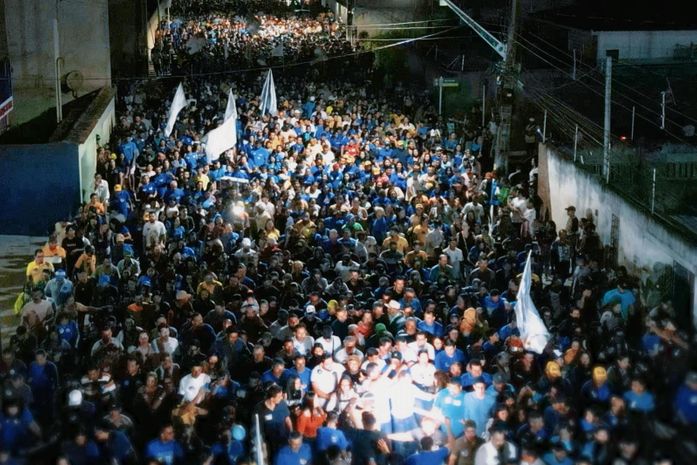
382 235 410 254
26 261 54 283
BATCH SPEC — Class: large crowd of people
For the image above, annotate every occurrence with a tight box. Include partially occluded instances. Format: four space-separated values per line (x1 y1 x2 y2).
1 2 696 465
152 11 354 75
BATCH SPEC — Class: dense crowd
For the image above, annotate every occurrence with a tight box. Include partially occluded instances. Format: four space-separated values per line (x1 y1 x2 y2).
2 4 696 465
152 12 354 75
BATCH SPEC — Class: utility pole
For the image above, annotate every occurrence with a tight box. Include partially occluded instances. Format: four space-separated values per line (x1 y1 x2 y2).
495 0 518 173
660 91 666 130
603 55 612 183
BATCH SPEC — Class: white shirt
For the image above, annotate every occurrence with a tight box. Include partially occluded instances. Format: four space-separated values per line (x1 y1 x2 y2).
474 441 517 465
317 336 341 354
178 373 211 402
311 363 345 394
334 347 364 364
409 362 436 388
152 337 179 355
408 341 436 360
292 335 315 355
142 221 167 248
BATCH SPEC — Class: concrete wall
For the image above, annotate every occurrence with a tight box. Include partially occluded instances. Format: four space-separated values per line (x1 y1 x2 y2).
539 143 697 327
77 96 115 203
593 30 697 62
146 0 169 61
0 142 80 235
3 0 111 125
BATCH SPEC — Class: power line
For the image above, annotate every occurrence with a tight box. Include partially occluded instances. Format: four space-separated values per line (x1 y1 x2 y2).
522 30 697 126
514 37 689 143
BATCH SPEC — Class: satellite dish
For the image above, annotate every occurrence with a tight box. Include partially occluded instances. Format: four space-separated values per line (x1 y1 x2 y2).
61 70 84 98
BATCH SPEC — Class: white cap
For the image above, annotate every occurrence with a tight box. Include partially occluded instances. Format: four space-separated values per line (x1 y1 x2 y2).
68 389 83 407
241 238 252 247
388 300 401 310
305 305 316 314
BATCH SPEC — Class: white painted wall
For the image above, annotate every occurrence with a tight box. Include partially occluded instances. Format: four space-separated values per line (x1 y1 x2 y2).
540 144 697 324
594 30 697 62
78 96 116 203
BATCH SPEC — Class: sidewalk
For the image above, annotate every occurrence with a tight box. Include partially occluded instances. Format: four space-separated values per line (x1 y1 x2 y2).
0 235 45 347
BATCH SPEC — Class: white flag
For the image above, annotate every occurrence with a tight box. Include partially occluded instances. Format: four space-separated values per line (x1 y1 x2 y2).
164 83 187 137
259 69 278 116
225 89 238 121
204 115 237 162
514 251 550 354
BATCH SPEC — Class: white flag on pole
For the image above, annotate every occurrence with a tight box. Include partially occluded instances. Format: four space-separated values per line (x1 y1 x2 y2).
225 89 238 121
514 251 550 354
164 83 187 137
259 69 278 116
204 115 237 162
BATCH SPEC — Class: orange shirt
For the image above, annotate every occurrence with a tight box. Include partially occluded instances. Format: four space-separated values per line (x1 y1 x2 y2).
295 410 327 439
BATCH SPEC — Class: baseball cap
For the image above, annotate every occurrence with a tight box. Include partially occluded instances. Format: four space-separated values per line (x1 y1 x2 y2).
68 389 83 407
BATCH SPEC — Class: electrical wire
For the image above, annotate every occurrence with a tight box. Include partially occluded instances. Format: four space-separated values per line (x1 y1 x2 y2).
522 30 697 126
513 37 689 143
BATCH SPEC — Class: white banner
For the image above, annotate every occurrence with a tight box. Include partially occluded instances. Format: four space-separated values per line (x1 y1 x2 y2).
259 69 278 116
164 83 187 137
204 115 237 162
225 89 238 121
514 251 550 354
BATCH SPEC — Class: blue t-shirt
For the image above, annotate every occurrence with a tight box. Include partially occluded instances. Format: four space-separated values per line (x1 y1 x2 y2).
434 349 466 372
0 408 34 453
145 439 184 465
405 447 449 465
316 426 349 452
675 384 697 425
463 392 495 436
273 443 312 465
433 390 466 437
623 390 655 412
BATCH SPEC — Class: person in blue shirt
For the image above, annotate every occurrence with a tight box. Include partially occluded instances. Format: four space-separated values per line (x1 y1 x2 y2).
432 377 467 438
434 339 466 372
283 354 312 392
623 377 655 413
601 281 636 320
61 429 100 465
405 436 450 465
315 412 348 453
28 350 59 425
261 359 286 386
145 424 184 465
95 423 137 464
417 310 443 338
460 360 493 390
274 431 312 465
463 377 495 437
0 400 41 455
675 371 697 426
542 442 574 465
